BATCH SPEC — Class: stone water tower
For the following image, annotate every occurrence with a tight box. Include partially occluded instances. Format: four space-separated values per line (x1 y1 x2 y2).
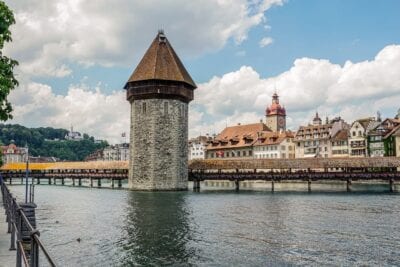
124 30 197 190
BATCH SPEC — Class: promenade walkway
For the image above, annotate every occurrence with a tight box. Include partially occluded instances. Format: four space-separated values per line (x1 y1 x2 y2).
0 197 15 267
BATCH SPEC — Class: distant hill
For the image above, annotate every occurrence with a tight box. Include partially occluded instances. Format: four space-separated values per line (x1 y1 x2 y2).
0 124 108 161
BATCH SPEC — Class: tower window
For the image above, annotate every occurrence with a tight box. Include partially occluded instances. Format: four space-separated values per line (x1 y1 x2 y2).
142 102 147 114
164 102 169 115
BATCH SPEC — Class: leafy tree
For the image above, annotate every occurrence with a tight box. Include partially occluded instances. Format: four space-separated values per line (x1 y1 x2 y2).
0 1 18 121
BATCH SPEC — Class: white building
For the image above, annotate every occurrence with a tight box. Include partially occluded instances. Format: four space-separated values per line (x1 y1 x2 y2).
65 126 83 141
1 142 28 164
253 131 295 159
103 143 130 161
188 136 209 160
349 118 379 157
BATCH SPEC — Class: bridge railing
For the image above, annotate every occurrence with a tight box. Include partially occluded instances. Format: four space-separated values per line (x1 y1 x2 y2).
0 175 56 267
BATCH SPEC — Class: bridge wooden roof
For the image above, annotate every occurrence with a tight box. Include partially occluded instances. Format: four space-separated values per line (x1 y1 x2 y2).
1 161 129 171
188 157 400 170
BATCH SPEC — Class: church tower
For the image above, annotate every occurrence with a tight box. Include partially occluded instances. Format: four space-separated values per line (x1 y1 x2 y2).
124 30 197 190
266 93 286 132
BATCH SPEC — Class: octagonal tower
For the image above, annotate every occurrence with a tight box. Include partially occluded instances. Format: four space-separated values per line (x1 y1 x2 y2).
124 30 196 190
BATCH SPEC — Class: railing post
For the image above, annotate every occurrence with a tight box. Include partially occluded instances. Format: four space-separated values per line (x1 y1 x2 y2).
30 231 40 267
16 207 22 267
9 201 16 251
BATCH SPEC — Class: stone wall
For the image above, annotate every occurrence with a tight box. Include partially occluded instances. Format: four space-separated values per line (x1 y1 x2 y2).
129 98 188 190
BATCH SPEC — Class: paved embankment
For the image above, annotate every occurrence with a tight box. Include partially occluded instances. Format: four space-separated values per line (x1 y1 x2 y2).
0 197 15 267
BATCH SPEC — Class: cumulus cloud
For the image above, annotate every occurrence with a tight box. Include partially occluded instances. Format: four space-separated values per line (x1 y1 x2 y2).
189 45 400 137
4 0 283 78
259 37 274 47
8 81 130 144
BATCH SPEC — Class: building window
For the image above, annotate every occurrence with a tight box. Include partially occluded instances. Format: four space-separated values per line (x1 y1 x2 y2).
249 150 252 156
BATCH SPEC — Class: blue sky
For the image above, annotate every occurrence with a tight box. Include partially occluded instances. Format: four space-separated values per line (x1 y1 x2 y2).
4 0 400 142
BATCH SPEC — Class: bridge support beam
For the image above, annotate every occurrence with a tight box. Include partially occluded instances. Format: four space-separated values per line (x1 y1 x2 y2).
9 178 12 185
90 178 93 187
271 180 275 192
53 177 56 185
308 179 312 192
78 178 82 186
111 179 115 188
346 179 352 192
389 179 394 193
193 180 200 191
118 179 122 188
61 178 65 185
98 179 101 187
37 178 40 185
235 180 240 192
20 177 23 185
48 178 52 185
72 178 75 186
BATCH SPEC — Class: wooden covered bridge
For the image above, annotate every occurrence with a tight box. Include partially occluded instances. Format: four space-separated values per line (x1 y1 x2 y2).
1 157 400 191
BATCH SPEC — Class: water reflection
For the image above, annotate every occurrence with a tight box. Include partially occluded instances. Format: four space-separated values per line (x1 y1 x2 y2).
116 192 196 266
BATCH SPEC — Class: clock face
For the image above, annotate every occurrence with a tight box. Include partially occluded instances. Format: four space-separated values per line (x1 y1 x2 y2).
278 117 285 127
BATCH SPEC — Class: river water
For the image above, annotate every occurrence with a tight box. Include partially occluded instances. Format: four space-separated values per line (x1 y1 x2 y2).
8 185 400 266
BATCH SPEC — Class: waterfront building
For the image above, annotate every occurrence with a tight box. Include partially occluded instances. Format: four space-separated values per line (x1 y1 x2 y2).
1 142 28 164
206 122 269 159
266 93 286 132
331 129 350 157
85 149 104 161
103 143 130 161
65 126 83 141
294 114 349 158
253 131 295 159
349 117 379 157
369 117 400 157
188 136 209 160
124 30 196 190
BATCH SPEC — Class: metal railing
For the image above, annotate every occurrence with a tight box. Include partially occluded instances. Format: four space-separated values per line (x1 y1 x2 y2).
1 175 56 267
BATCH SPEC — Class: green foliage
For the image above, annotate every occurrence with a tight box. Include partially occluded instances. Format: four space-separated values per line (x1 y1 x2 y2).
0 124 108 161
0 1 18 121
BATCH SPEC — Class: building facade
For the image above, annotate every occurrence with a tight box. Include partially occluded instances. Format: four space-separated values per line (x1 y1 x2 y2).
65 126 83 141
103 143 130 161
188 136 209 160
1 142 28 164
253 131 295 159
124 30 196 190
349 118 379 157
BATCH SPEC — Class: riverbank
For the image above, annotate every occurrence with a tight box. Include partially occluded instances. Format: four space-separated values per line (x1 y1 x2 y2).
0 198 15 267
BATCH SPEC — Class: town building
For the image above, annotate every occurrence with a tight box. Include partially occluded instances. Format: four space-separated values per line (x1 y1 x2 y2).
349 117 379 157
253 131 295 159
1 142 28 164
369 117 400 157
124 30 197 190
206 122 269 159
188 136 209 160
294 114 349 158
103 143 130 161
65 126 83 141
85 149 104 161
266 93 286 132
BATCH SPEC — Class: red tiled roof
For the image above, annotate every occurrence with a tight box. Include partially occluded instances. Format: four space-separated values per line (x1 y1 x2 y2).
207 123 270 150
254 131 294 146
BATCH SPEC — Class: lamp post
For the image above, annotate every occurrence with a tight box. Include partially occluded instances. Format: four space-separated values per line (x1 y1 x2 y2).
25 144 29 203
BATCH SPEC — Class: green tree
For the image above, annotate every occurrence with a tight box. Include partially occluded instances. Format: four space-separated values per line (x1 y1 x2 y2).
0 1 18 121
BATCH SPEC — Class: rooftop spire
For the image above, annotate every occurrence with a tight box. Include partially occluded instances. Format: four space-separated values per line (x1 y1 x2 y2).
124 31 196 89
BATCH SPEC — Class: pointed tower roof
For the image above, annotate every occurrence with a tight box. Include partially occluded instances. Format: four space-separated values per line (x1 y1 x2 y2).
124 30 196 89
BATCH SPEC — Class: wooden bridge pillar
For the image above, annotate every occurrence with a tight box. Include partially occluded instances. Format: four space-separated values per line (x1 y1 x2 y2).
61 178 65 185
308 179 312 192
53 177 57 185
9 178 12 185
346 178 352 192
78 178 82 186
271 180 274 192
90 178 93 187
48 178 52 185
193 180 200 191
20 177 23 185
389 179 394 193
72 178 75 186
111 179 115 188
97 179 102 187
118 179 122 188
235 180 240 192
37 178 40 185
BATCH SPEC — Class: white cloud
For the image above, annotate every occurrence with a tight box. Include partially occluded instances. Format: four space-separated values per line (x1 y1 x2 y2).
4 0 283 78
189 44 400 137
259 37 274 47
9 81 130 144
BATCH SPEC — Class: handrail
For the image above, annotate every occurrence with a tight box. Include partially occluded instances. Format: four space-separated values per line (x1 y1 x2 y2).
0 175 57 267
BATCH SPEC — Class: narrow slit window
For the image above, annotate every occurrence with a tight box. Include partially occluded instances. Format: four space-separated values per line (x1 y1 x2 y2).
142 102 147 114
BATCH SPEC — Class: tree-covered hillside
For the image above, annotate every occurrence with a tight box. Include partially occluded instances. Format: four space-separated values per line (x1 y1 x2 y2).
0 124 108 161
